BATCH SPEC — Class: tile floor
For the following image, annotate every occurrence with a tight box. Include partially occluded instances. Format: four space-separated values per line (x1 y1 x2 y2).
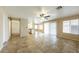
0 32 79 53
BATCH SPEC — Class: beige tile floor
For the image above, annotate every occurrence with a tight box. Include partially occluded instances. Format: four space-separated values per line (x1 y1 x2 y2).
1 32 79 53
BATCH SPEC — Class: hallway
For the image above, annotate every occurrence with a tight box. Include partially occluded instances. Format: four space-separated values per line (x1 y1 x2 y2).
1 32 79 53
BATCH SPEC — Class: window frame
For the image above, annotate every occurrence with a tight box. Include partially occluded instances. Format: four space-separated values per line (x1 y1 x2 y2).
63 19 79 35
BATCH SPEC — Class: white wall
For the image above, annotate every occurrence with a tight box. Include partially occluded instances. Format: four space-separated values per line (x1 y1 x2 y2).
0 11 3 50
3 14 10 43
12 20 20 34
20 19 28 37
0 9 10 50
0 8 28 50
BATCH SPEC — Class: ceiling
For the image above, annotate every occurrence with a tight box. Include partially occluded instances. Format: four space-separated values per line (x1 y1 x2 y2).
1 6 79 20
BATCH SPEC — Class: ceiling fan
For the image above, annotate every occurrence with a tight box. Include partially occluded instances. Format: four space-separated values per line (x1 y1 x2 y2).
56 6 63 10
40 13 50 19
39 6 63 20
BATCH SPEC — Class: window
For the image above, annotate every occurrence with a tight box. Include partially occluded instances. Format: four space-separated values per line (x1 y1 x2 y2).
63 19 79 35
28 23 32 29
70 20 79 34
49 22 56 35
35 24 43 32
63 20 70 33
44 23 50 34
35 25 38 29
38 24 43 30
44 22 57 36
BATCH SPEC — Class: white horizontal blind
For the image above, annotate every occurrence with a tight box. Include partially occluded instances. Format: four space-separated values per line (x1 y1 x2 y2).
63 19 79 35
63 20 70 33
49 22 56 35
70 19 79 34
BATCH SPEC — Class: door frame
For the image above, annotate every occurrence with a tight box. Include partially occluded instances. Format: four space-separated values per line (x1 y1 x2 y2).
9 17 21 37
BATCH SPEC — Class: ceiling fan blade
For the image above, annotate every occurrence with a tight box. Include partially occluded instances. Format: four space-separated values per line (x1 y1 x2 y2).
44 15 50 18
44 15 50 19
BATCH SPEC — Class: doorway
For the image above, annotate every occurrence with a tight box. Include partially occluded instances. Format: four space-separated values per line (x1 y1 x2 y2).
11 19 20 36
